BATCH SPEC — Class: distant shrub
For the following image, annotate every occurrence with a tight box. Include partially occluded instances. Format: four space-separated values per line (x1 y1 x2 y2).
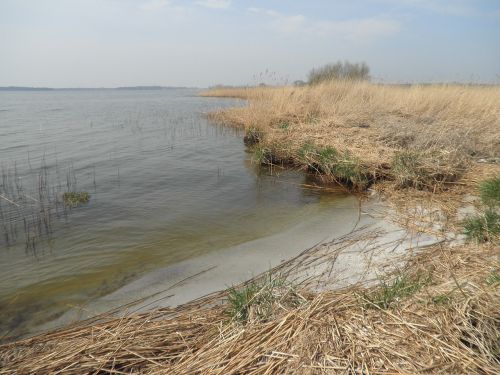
308 61 370 85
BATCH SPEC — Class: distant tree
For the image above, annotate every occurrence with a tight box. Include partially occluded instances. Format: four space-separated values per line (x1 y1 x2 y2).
308 61 370 85
293 80 307 87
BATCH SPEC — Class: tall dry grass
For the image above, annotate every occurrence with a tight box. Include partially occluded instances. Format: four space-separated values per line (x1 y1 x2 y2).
203 82 500 190
1 235 498 374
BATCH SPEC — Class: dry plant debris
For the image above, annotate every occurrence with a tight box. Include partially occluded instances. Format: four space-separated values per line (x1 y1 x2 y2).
0 232 498 374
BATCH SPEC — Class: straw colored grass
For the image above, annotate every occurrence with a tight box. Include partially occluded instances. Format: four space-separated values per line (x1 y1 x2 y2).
1 238 498 374
202 82 500 191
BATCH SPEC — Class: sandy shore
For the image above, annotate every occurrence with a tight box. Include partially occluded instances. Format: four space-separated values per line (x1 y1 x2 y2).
39 195 442 333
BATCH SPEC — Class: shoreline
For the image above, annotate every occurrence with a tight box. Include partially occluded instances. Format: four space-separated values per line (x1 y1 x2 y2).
35 195 441 335
37 195 361 332
3 197 496 373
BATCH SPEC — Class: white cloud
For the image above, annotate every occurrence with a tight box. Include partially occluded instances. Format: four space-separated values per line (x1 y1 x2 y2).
314 18 400 40
196 0 231 9
247 7 400 41
248 7 280 17
248 7 305 33
139 0 171 11
273 15 306 34
378 0 478 16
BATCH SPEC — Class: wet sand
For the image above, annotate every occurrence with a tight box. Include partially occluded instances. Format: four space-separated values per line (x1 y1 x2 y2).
39 196 442 334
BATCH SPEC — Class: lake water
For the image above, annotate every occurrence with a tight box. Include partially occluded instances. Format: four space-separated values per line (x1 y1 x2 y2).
0 89 353 341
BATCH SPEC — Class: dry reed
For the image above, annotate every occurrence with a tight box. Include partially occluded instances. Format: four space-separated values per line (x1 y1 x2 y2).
202 82 500 191
0 229 498 374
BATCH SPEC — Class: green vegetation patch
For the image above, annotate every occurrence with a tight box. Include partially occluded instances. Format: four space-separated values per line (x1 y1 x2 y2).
227 283 260 323
278 121 289 130
226 274 303 324
463 177 500 243
252 145 273 165
63 191 90 207
431 294 452 305
391 150 464 190
364 271 430 309
305 112 320 124
391 150 429 189
479 177 500 208
243 127 262 146
463 210 500 243
486 270 500 286
298 143 369 189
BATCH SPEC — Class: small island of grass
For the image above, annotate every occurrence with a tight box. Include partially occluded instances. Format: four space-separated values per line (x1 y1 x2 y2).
63 191 90 207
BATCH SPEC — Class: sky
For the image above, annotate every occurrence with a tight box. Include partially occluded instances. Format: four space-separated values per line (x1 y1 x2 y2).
0 0 499 87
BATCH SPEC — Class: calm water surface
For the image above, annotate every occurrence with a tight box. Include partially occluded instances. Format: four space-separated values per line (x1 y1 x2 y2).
0 89 349 340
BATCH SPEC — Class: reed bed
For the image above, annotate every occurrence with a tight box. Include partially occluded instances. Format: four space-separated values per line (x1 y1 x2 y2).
0 157 91 253
202 82 500 191
0 226 498 374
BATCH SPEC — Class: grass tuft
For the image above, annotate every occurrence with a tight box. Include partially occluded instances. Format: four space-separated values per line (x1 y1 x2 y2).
278 121 289 130
226 274 303 324
227 283 260 323
464 210 500 243
391 150 464 189
391 150 429 189
298 143 369 189
63 191 90 207
252 145 274 165
486 270 500 286
479 177 500 207
243 127 262 146
365 271 430 309
432 294 452 305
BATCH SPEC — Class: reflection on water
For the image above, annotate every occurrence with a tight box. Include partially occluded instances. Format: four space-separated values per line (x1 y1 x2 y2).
0 89 349 341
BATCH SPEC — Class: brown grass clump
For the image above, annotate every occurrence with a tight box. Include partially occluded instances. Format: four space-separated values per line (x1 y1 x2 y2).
202 82 500 191
1 238 498 374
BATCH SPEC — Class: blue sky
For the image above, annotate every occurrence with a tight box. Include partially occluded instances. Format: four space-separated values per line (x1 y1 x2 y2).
1 0 499 87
